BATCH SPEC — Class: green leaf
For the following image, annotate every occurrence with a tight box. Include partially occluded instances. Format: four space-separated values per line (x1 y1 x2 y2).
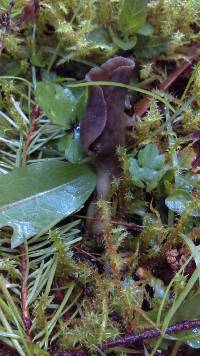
186 330 200 349
31 50 50 68
165 189 192 214
172 292 200 349
72 89 87 118
165 189 200 216
109 29 137 50
138 144 165 170
136 23 154 36
65 133 84 163
119 0 148 35
176 172 199 192
35 82 77 128
134 36 169 58
129 158 145 188
0 161 96 248
86 27 112 48
129 144 170 191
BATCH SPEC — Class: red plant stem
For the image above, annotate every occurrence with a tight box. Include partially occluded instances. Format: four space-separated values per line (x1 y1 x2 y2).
111 219 142 231
22 105 40 165
99 319 200 351
19 245 32 339
18 0 40 26
72 246 99 261
19 106 40 333
24 105 40 151
134 45 200 117
73 214 142 232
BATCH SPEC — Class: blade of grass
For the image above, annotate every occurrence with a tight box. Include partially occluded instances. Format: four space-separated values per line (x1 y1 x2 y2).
152 255 198 355
66 81 176 113
0 307 25 355
44 257 57 297
178 60 200 107
156 255 193 327
27 260 45 305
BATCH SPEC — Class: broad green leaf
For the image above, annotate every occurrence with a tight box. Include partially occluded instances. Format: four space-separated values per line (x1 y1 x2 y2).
165 189 200 216
134 36 169 58
0 161 96 248
176 172 199 192
35 82 77 128
86 27 112 48
172 292 200 349
165 189 192 214
119 0 148 35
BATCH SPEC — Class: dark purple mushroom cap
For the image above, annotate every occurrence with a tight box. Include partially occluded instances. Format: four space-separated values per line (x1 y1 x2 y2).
80 56 135 174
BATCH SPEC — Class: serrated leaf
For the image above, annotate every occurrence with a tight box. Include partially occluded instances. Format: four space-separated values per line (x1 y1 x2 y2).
145 166 170 192
129 144 169 191
35 82 77 128
119 0 148 35
0 161 96 248
129 158 145 188
138 144 165 169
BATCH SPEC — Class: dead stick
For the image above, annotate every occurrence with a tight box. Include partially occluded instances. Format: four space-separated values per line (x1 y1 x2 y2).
59 319 200 355
99 319 200 350
134 45 200 117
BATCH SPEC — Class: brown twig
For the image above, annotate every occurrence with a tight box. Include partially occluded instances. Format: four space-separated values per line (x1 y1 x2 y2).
72 246 100 261
100 319 200 350
99 319 200 350
111 219 142 231
74 214 142 232
59 319 200 355
19 245 32 338
134 45 200 117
